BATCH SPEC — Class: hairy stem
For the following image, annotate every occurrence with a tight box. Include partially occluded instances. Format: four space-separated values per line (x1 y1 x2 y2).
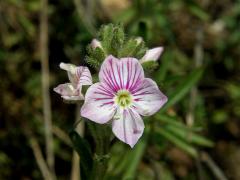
87 123 111 180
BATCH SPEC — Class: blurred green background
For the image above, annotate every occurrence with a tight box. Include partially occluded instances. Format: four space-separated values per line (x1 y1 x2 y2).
1 0 240 179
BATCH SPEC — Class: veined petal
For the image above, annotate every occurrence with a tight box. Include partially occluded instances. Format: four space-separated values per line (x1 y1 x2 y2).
60 63 78 86
53 83 84 100
99 55 144 92
59 63 92 87
60 63 76 74
81 82 116 124
54 83 77 96
61 95 84 100
140 47 164 63
112 108 144 148
76 66 92 87
132 78 168 116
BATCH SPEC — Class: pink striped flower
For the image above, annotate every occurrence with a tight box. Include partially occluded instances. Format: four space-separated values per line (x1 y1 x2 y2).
54 63 92 100
81 55 167 147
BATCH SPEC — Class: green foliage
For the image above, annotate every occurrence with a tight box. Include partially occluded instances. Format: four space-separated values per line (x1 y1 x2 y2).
69 131 93 180
86 24 147 69
154 114 214 157
122 129 148 179
142 61 159 74
2 0 240 179
160 68 204 113
155 127 198 157
86 46 105 69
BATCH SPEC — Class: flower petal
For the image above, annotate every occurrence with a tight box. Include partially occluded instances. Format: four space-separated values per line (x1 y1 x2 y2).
59 63 92 87
60 63 76 74
54 83 77 96
99 55 144 92
61 95 84 101
53 83 84 100
132 78 168 116
59 63 79 86
81 82 116 124
140 47 164 63
112 108 144 148
76 66 92 87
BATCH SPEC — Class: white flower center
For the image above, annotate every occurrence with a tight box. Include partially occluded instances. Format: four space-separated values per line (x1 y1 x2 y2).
115 90 133 108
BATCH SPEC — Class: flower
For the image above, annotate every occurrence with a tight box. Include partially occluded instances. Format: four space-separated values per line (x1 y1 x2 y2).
81 55 167 147
54 63 92 100
139 47 164 64
91 39 102 49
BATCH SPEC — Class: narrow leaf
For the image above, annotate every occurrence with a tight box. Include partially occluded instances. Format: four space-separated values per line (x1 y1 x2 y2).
165 125 214 147
156 127 198 157
160 68 204 113
123 135 148 179
155 114 202 132
115 127 150 179
69 131 93 180
154 51 174 83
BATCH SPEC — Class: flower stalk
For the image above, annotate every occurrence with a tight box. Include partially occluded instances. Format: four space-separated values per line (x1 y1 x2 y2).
86 122 111 179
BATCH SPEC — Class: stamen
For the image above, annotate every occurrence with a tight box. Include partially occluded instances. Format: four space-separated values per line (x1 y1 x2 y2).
115 90 133 108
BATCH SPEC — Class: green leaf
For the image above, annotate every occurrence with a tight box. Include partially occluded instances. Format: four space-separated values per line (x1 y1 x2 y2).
142 61 159 74
111 149 132 176
154 51 174 83
155 114 213 147
133 41 147 59
155 114 190 130
156 127 198 157
86 56 101 69
188 4 209 21
154 114 202 132
99 24 114 54
164 125 214 147
110 128 149 179
69 131 93 180
99 24 125 57
112 24 125 56
118 38 138 57
122 131 148 179
160 68 204 113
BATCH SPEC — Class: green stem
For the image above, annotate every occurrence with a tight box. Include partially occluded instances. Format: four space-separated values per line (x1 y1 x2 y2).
87 122 111 180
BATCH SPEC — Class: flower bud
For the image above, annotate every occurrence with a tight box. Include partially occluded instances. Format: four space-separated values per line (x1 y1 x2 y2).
60 63 76 74
54 62 92 101
91 39 102 49
140 47 164 64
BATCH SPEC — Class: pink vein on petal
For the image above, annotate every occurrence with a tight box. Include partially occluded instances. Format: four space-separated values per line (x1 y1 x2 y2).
109 59 120 91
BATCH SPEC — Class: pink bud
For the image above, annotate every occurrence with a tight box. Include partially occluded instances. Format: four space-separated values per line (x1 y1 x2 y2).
91 39 102 49
140 47 164 64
